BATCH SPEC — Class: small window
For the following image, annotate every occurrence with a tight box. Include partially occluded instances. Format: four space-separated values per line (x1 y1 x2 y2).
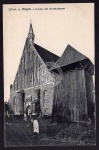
17 73 19 77
15 81 17 84
25 69 26 75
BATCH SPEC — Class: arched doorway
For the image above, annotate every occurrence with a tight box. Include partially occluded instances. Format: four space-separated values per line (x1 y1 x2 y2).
26 105 31 116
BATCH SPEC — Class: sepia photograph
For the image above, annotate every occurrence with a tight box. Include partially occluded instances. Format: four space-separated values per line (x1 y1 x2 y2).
3 3 95 146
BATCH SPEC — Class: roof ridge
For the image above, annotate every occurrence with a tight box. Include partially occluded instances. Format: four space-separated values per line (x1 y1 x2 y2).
66 44 87 58
56 44 88 67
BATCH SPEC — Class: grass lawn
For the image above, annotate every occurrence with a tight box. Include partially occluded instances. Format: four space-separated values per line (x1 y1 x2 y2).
4 116 96 146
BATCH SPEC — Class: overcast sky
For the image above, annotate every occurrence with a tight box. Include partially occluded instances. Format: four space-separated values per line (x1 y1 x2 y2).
3 3 94 101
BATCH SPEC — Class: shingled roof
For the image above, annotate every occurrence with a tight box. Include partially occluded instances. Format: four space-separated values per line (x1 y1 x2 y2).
56 44 87 67
54 44 94 75
34 43 59 63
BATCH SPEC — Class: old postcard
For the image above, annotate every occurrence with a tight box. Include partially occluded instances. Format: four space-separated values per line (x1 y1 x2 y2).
3 3 95 146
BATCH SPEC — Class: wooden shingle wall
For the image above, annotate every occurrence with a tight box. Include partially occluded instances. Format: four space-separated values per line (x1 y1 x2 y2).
53 69 88 122
85 71 94 119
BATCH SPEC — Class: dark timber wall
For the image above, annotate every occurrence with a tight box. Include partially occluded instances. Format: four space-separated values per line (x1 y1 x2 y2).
85 71 94 120
53 69 88 122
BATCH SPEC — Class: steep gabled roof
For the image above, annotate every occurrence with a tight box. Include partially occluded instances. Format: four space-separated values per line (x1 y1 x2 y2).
34 43 59 63
56 44 87 67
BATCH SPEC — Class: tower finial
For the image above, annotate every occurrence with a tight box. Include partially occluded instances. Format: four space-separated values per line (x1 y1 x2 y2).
28 21 35 44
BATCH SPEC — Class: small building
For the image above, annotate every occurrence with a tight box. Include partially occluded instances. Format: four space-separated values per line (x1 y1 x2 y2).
9 23 94 122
